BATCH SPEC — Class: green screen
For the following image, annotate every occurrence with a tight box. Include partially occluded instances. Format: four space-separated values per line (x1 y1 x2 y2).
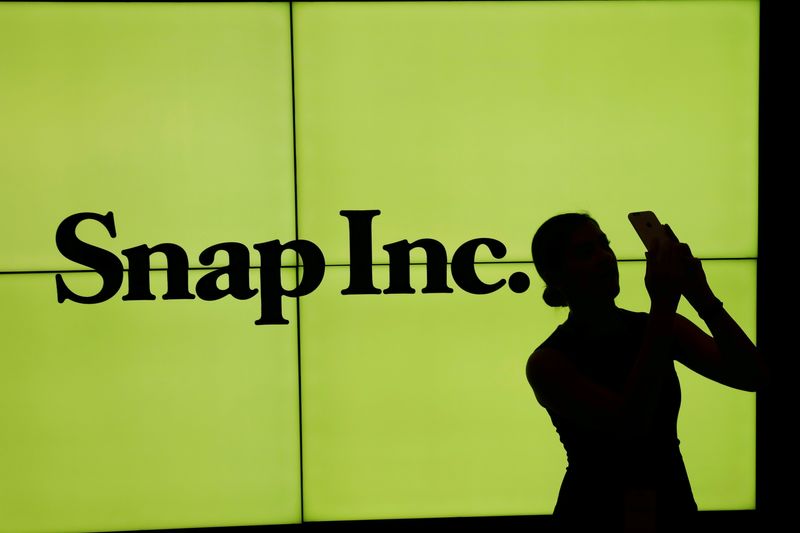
301 261 756 520
0 1 759 531
0 2 296 270
294 1 758 263
0 270 301 532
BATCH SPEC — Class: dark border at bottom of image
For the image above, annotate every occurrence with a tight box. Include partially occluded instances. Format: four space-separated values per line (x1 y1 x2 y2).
111 509 765 533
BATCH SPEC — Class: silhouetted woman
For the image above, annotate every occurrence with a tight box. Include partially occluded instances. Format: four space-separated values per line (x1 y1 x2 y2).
525 213 767 532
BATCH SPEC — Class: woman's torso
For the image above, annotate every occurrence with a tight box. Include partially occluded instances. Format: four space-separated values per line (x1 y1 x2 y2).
535 308 697 529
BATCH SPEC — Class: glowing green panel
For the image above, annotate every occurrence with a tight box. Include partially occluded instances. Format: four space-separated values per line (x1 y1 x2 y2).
294 1 758 263
301 264 565 520
301 260 755 520
1 0 759 527
0 270 301 533
0 2 295 271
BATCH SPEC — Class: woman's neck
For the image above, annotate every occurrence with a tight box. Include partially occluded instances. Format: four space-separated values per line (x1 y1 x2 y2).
567 301 623 335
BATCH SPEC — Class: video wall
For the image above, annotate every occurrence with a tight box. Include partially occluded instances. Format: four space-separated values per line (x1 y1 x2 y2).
0 2 759 532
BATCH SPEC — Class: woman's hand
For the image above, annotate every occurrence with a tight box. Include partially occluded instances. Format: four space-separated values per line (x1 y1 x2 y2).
647 224 716 313
644 235 683 313
663 224 717 309
676 243 716 309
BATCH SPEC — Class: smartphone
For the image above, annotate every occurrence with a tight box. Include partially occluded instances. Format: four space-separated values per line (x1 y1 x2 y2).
628 211 675 252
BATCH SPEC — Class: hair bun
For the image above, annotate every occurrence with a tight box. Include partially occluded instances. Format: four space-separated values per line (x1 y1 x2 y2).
543 285 568 308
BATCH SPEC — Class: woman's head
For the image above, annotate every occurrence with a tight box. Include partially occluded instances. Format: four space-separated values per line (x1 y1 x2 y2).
531 213 619 308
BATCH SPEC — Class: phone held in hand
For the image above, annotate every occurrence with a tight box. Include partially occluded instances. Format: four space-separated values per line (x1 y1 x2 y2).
628 211 675 252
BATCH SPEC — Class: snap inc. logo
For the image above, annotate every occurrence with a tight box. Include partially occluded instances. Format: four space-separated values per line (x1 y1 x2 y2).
55 211 532 325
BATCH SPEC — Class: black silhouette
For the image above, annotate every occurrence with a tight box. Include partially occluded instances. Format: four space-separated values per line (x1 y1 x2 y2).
525 213 767 532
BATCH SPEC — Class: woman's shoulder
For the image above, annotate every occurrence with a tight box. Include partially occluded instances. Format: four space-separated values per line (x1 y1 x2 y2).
526 344 564 395
616 307 650 331
618 307 649 319
526 308 647 365
532 321 571 356
526 324 570 378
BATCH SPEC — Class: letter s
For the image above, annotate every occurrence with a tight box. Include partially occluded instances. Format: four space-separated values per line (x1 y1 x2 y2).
55 211 123 303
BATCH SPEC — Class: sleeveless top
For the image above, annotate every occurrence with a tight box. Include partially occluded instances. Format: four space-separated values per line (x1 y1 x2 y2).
535 308 697 530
